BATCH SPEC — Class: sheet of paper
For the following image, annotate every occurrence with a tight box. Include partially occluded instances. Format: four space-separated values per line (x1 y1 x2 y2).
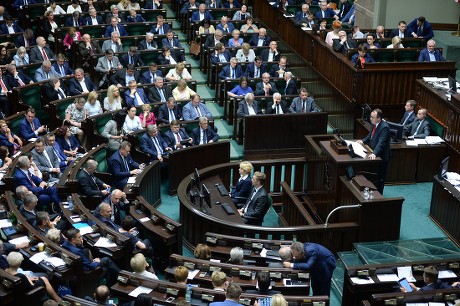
429 303 446 306
9 236 29 244
376 274 399 282
438 270 457 278
345 140 367 158
414 139 427 145
29 252 49 264
0 219 12 228
44 257 66 267
446 172 460 180
188 269 200 280
425 136 445 144
397 266 416 282
423 77 439 82
406 303 428 306
260 248 268 257
128 286 153 297
139 217 150 223
70 216 81 223
405 140 419 146
127 176 137 184
350 277 375 284
94 237 117 248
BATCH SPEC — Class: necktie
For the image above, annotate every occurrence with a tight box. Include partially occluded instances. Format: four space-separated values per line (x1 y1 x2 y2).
276 104 280 114
158 88 166 102
27 172 36 187
60 65 65 76
302 100 306 112
123 156 129 171
25 0 28 5
129 55 133 65
231 68 235 78
170 40 174 47
153 137 163 154
175 132 181 143
74 20 78 27
414 120 423 136
402 113 409 125
255 67 259 78
0 79 7 93
201 129 207 144
169 109 175 122
265 86 269 96
114 26 118 33
244 189 258 213
108 60 112 69
371 125 376 138
89 45 94 56
41 48 48 60
31 122 35 131
195 106 202 117
58 88 66 99
417 26 422 36
159 27 163 35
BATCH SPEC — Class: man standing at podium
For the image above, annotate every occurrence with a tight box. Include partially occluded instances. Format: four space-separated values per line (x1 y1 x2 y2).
357 108 391 194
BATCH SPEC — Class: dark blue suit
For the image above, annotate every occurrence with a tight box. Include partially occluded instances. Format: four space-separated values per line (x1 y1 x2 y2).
126 14 145 22
157 104 182 124
94 212 120 231
150 23 171 35
62 240 99 271
84 16 103 25
145 0 163 9
241 186 270 226
120 52 145 67
108 150 140 190
104 25 129 38
52 62 75 77
65 17 84 27
420 280 451 291
400 111 416 125
244 63 267 78
231 176 252 205
248 34 271 47
68 76 94 96
161 37 183 49
163 129 191 150
191 127 219 145
56 135 80 152
140 132 168 160
18 117 42 140
293 242 336 296
418 48 445 62
315 8 336 19
210 50 232 65
13 0 36 10
191 11 214 22
0 22 23 34
14 168 61 208
219 64 243 80
125 88 149 108
142 70 163 84
407 18 434 40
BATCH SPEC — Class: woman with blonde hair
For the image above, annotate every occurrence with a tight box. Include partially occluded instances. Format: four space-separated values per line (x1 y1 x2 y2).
139 104 156 128
235 43 255 62
104 85 123 111
63 27 81 51
194 243 211 260
325 20 342 46
228 29 243 48
172 79 197 100
85 91 103 116
130 253 158 280
14 47 29 66
166 63 192 81
387 36 404 49
231 161 253 205
271 294 288 306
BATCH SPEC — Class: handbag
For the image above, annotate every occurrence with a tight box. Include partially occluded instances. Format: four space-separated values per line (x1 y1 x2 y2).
190 40 201 56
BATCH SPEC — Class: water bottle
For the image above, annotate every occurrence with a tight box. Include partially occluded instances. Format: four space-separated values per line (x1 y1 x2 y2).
363 187 370 200
185 284 192 303
68 195 74 211
369 190 374 200
292 234 297 243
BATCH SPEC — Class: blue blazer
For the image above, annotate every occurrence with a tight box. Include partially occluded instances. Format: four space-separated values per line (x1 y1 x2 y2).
14 168 44 194
64 16 84 27
142 70 163 84
248 34 271 47
140 132 168 159
144 0 163 9
150 23 171 35
210 50 232 65
18 117 41 140
161 37 183 49
104 25 129 38
124 88 149 108
108 150 140 190
62 241 99 271
191 11 214 23
362 121 391 162
191 127 220 145
0 22 23 34
94 212 120 231
163 129 191 149
292 242 336 284
216 22 235 34
400 111 416 125
84 15 103 25
68 76 94 96
182 102 212 121
126 15 145 23
315 8 336 19
56 135 80 152
244 63 267 78
219 64 243 80
120 52 145 67
407 18 434 40
52 62 75 77
418 48 445 62
231 176 252 204
13 0 36 10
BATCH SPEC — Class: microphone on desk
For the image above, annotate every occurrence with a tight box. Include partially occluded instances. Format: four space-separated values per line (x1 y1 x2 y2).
333 128 347 146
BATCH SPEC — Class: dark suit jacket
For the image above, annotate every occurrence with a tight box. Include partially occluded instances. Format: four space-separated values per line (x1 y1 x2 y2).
19 205 37 224
269 64 290 77
150 23 170 35
418 48 446 62
400 111 415 125
191 11 214 22
110 70 141 87
362 121 391 162
289 96 318 113
337 1 352 20
157 104 182 124
105 12 126 24
420 280 451 291
84 15 103 25
223 0 241 8
126 14 145 22
142 70 163 84
138 39 158 51
191 127 220 145
56 135 80 152
18 117 42 140
120 52 145 67
0 22 23 34
29 45 55 63
108 150 140 190
14 168 44 195
315 8 336 19
242 187 270 226
140 132 168 159
145 0 163 9
390 28 410 38
284 78 297 95
62 241 99 271
407 18 434 40
94 212 120 232
65 16 84 27
162 37 183 49
77 41 102 59
244 63 267 78
403 119 430 139
148 85 172 103
210 50 232 65
157 51 184 65
180 1 198 14
231 176 252 204
248 34 271 47
266 100 290 114
204 35 227 49
15 34 36 48
332 38 358 55
163 128 192 150
104 25 129 38
236 100 261 117
260 49 281 62
52 62 74 77
219 64 243 80
254 81 278 96
68 76 94 95
78 169 105 197
124 88 148 108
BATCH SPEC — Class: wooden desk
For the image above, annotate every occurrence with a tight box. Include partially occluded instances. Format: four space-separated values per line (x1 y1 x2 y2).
430 176 460 247
124 160 161 206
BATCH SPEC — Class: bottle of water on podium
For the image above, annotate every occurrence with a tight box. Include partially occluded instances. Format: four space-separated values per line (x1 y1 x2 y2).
363 187 370 200
186 284 192 302
68 195 74 211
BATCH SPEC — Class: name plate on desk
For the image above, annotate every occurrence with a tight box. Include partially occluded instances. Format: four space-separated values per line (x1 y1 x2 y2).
330 140 349 155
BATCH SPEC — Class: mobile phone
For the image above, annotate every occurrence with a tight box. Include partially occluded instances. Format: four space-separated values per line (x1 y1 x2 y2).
199 272 207 277
166 297 175 303
285 279 292 286
398 277 413 292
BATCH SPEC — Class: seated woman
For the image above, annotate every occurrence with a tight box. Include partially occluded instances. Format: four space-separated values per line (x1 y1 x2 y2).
172 79 197 101
325 20 342 47
194 243 211 260
230 161 253 205
198 18 215 35
64 97 87 147
102 110 126 151
228 77 253 98
228 29 244 48
387 36 404 49
139 104 156 128
0 120 22 156
63 27 81 52
55 126 82 158
240 16 258 34
5 252 62 304
130 253 158 280
235 43 255 63
351 44 375 68
121 216 153 257
123 106 143 133
84 91 103 116
364 32 380 49
174 266 188 284
0 146 12 171
0 46 13 70
104 85 124 111
166 63 192 81
14 47 29 67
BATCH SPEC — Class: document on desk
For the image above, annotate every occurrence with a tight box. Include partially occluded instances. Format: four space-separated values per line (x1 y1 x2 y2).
129 286 153 297
397 266 416 282
406 303 428 306
376 273 399 282
406 139 427 146
127 176 137 184
187 269 200 280
30 252 50 264
94 237 117 248
9 236 29 244
0 219 12 228
345 140 367 158
423 77 439 83
438 270 457 278
350 277 374 284
425 136 445 144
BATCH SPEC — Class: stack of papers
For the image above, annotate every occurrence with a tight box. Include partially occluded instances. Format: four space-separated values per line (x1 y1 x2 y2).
350 277 374 284
129 286 153 297
397 266 416 282
376 274 399 282
73 222 93 235
9 236 29 244
438 270 457 278
345 140 368 158
127 176 137 184
94 237 117 248
30 252 66 268
425 136 445 144
0 219 12 228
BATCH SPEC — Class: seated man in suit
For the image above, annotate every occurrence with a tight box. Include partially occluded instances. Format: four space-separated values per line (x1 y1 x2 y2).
104 16 128 38
5 64 32 90
210 42 232 65
143 63 163 84
150 15 169 34
245 272 280 295
401 266 451 292
108 141 143 190
219 57 243 80
124 80 148 107
148 77 171 103
289 87 319 113
78 159 110 198
244 56 266 78
183 94 213 121
105 5 125 23
191 3 213 22
295 4 310 24
191 116 219 145
145 0 163 9
0 15 23 34
283 71 297 95
237 171 270 226
14 156 61 211
110 64 141 88
163 120 193 150
157 97 182 124
63 228 121 286
254 73 278 96
231 161 253 206
337 0 352 21
84 8 103 25
44 133 73 172
403 108 430 139
408 16 434 40
102 32 123 53
248 28 271 47
42 76 68 103
53 53 74 77
68 68 94 96
0 68 11 117
400 100 417 125
390 20 410 38
29 37 56 63
210 283 243 306
261 41 281 62
18 108 47 141
96 49 123 88
140 124 172 163
267 92 290 114
34 60 59 82
315 1 338 19
31 137 61 181
418 39 446 62
15 28 35 48
237 93 262 117
103 189 129 225
333 30 358 56
78 34 103 70
204 30 227 49
269 56 290 78
65 11 84 27
162 30 183 49
138 32 158 51
216 16 235 34
120 46 145 67
19 193 43 224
